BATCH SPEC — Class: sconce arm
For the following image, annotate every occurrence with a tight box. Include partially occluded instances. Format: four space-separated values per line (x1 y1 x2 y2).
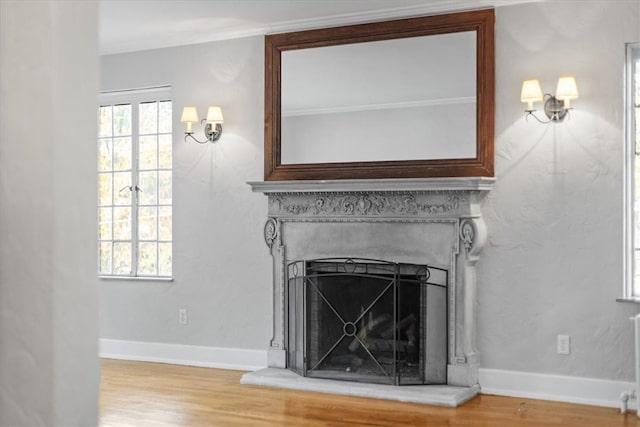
525 110 552 124
184 132 210 144
183 119 223 144
525 93 572 123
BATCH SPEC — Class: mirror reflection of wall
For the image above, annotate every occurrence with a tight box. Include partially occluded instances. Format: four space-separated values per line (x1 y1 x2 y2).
280 31 477 165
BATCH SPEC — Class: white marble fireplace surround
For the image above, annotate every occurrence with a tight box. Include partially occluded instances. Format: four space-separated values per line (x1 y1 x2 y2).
242 178 494 406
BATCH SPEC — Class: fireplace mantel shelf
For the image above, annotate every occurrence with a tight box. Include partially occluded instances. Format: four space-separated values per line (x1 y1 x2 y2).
248 177 495 194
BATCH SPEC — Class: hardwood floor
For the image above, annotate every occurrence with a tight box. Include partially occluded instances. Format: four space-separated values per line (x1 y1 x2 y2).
100 359 640 426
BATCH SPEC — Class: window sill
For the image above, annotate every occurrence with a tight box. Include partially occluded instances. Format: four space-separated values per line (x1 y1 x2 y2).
616 297 640 304
99 275 173 282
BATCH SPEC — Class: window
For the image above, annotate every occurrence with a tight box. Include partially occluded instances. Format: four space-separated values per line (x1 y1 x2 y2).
625 43 640 298
98 87 172 278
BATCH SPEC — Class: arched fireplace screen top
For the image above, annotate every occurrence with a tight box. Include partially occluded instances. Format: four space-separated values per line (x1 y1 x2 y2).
287 258 448 386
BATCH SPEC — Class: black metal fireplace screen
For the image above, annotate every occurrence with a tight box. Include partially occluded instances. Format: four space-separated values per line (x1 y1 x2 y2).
287 258 448 386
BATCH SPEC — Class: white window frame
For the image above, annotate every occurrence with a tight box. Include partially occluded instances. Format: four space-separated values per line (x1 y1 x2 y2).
98 86 173 280
624 43 640 300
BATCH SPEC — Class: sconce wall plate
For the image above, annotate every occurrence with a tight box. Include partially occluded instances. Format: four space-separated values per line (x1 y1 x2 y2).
203 122 223 142
542 94 568 122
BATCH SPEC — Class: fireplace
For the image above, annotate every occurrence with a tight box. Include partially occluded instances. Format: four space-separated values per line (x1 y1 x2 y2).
243 178 493 406
288 258 447 385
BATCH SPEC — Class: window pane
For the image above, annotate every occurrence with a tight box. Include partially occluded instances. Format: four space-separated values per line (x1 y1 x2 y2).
631 45 640 296
636 107 640 152
159 242 172 276
99 242 112 274
636 156 640 189
99 207 112 240
139 135 158 170
635 211 640 251
113 137 132 171
113 207 131 240
98 138 113 172
159 101 172 133
99 106 112 138
139 102 158 135
159 206 172 241
113 104 132 136
158 135 172 169
138 206 157 240
113 242 131 275
636 106 640 131
138 242 157 275
138 171 157 205
635 250 640 292
113 172 132 206
98 173 112 206
159 171 172 205
635 58 640 104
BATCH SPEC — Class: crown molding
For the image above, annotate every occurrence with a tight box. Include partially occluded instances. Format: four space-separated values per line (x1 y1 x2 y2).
100 0 540 55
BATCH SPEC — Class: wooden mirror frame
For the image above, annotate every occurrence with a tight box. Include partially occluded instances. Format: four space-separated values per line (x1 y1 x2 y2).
264 8 494 181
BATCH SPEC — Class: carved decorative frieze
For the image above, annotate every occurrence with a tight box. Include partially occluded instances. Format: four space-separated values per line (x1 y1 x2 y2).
268 192 466 218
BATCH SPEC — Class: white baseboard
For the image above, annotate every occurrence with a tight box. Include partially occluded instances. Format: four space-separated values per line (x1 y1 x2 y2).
98 341 633 409
99 338 268 372
479 368 635 409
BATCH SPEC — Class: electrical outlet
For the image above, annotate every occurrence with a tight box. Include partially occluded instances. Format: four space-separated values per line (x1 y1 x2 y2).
179 308 188 325
557 334 570 355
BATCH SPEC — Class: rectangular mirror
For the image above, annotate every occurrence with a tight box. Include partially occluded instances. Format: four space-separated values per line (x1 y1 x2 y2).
282 31 477 164
265 9 494 181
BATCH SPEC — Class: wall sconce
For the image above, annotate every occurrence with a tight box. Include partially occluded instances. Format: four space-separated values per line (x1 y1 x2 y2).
180 106 224 143
520 76 578 123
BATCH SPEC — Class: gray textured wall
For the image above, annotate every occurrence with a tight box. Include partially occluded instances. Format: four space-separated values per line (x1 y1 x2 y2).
100 36 271 350
479 0 640 381
100 0 640 383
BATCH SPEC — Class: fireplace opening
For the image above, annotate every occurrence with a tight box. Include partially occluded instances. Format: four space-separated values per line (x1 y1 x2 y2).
287 258 448 386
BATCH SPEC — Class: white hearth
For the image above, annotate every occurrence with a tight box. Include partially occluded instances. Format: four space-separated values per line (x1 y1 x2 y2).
244 178 493 406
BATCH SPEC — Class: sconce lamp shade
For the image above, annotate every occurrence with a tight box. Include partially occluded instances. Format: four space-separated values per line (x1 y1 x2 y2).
181 106 199 123
206 106 224 124
181 106 199 133
555 76 578 108
520 79 543 111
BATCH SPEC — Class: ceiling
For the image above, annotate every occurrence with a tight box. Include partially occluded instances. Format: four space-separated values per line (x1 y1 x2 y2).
98 0 532 55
